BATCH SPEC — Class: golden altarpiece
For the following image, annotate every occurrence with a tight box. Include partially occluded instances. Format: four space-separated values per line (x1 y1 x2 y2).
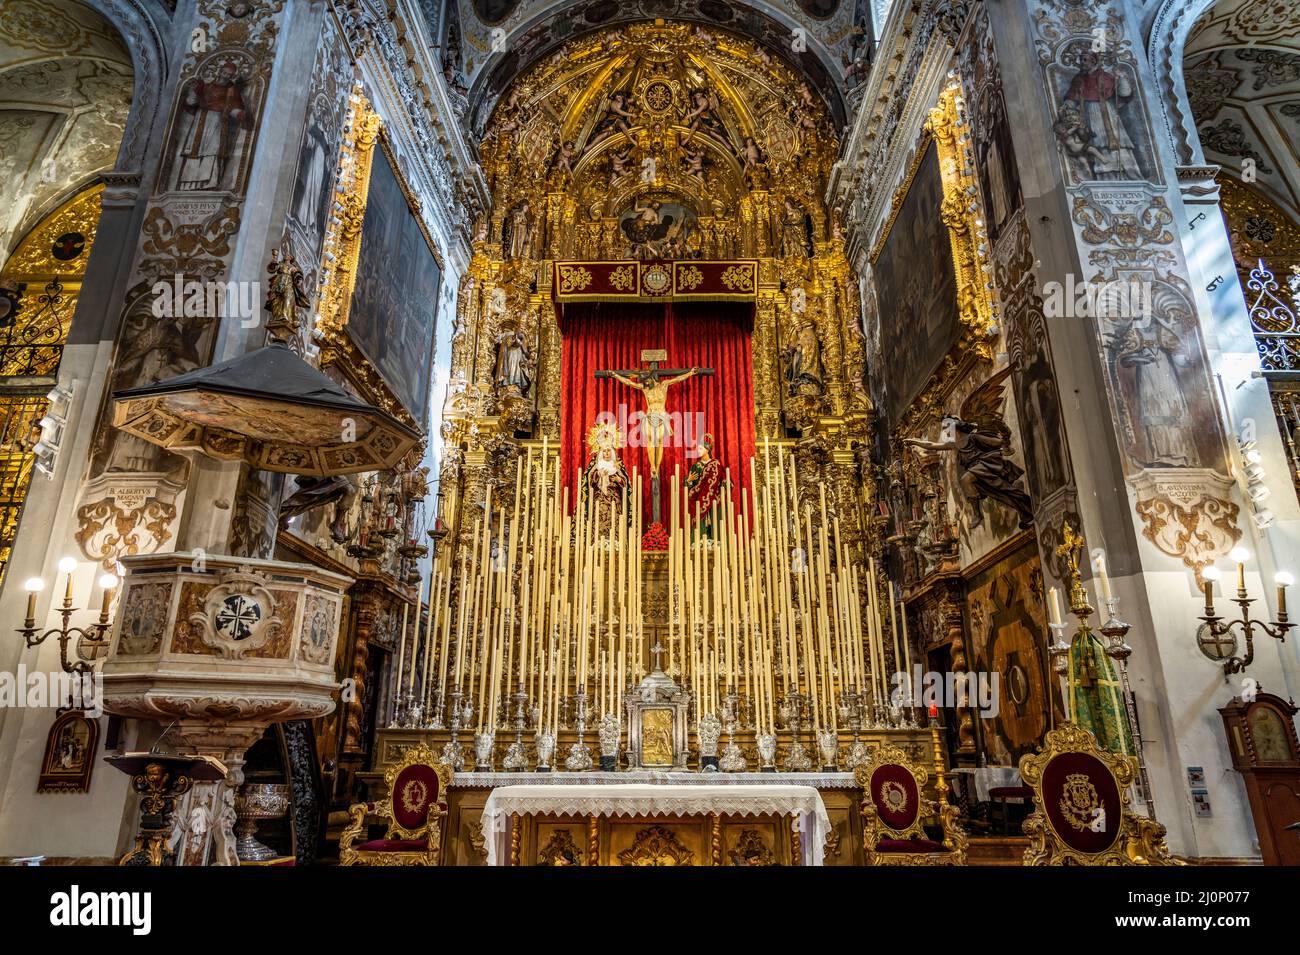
353 23 994 866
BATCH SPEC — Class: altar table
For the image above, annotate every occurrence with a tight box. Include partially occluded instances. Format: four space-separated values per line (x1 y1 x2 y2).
480 783 833 866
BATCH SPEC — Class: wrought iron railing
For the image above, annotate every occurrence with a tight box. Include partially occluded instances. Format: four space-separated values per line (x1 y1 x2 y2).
0 279 73 588
0 279 70 378
1251 259 1300 497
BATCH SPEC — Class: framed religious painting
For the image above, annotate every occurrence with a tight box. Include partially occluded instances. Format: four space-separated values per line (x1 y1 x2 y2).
37 709 100 794
344 133 443 421
871 139 961 428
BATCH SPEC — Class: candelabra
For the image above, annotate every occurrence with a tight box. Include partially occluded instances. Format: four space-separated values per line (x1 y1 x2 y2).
428 687 446 730
780 690 812 771
719 689 747 772
502 691 529 770
440 688 466 771
1198 548 1294 676
1099 597 1156 820
564 688 593 770
18 559 117 675
840 687 871 770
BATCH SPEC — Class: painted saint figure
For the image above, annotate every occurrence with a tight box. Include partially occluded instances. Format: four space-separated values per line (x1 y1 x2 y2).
1056 51 1143 181
1114 313 1194 467
175 61 248 191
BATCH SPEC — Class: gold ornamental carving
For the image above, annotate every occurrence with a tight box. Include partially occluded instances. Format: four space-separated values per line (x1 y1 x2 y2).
557 264 593 293
889 83 999 440
618 825 695 866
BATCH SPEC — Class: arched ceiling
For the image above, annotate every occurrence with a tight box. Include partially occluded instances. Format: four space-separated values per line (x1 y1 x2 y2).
482 19 837 227
1183 0 1300 219
439 0 874 134
0 0 133 264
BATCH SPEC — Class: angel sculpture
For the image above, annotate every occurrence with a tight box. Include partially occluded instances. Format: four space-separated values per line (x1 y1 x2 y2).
904 368 1034 530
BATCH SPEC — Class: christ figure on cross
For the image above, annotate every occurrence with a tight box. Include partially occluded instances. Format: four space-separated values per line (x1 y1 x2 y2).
595 352 714 522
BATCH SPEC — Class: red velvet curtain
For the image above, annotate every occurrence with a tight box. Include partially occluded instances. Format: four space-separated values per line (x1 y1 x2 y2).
558 300 755 524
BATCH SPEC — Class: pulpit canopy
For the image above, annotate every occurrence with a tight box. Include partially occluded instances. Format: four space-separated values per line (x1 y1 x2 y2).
112 341 420 476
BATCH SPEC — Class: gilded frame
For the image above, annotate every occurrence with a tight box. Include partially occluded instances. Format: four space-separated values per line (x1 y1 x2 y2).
872 83 999 439
315 91 442 432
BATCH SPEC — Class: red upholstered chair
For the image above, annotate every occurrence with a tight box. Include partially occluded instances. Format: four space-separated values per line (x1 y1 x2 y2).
340 743 451 866
855 742 968 865
1018 723 1179 866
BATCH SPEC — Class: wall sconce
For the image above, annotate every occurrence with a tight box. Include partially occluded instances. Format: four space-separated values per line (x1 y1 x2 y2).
33 381 74 478
18 557 116 674
1198 547 1293 676
1237 439 1275 529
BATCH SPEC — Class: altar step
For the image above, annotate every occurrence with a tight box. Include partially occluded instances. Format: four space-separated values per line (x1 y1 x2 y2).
967 836 1030 866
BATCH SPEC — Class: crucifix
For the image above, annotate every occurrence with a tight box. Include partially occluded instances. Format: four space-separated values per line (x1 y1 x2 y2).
595 349 714 523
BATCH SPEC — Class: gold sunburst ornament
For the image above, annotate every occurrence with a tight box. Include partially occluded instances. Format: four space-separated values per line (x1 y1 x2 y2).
586 420 622 453
880 780 908 813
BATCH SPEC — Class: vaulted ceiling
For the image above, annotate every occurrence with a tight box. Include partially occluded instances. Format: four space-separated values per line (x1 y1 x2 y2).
0 0 133 263
431 0 875 134
1184 0 1300 219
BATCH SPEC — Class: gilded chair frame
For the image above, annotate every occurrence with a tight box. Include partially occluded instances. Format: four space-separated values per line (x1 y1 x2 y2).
340 742 452 866
855 742 968 866
1019 723 1180 866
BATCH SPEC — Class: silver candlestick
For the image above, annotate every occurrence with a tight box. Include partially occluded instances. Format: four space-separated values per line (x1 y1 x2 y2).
564 688 593 770
440 688 466 771
782 691 812 771
502 691 529 770
719 688 747 771
1100 596 1156 821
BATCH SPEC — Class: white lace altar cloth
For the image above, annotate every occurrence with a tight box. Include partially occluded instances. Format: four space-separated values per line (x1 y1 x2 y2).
455 770 855 788
480 783 832 866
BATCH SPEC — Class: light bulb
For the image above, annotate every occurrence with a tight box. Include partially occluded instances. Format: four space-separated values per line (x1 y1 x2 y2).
98 573 119 590
57 556 77 574
1202 566 1221 581
1275 571 1294 587
1245 449 1263 464
1230 547 1251 564
24 577 44 592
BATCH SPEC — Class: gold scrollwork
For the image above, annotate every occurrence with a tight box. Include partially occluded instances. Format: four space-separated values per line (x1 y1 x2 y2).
720 264 755 292
557 264 594 293
609 264 635 291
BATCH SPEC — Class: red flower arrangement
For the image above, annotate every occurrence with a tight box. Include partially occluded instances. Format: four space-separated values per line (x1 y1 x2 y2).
641 522 670 551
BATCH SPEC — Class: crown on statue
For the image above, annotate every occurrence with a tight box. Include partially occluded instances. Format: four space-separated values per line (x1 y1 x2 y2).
699 432 714 450
586 420 622 453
